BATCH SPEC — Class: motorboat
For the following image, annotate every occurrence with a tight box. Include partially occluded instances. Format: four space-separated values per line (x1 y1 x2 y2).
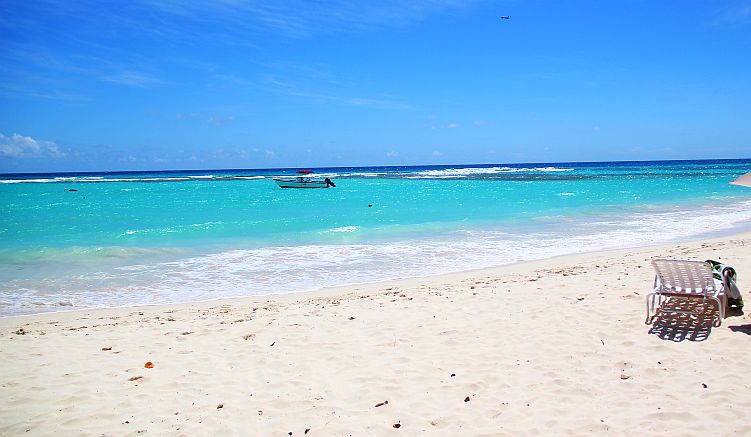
273 176 336 188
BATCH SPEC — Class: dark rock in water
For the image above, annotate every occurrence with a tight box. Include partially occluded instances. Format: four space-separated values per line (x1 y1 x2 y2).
65 189 78 192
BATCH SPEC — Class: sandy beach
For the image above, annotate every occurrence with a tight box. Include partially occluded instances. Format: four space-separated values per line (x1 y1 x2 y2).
2 233 750 436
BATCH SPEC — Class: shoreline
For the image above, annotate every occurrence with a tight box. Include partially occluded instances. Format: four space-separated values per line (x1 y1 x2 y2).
4 228 751 322
2 231 750 435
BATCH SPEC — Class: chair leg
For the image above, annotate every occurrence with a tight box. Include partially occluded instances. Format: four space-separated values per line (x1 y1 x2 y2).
646 292 656 324
710 296 723 327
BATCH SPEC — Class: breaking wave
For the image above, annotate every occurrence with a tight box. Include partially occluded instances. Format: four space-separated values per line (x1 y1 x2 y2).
3 199 751 317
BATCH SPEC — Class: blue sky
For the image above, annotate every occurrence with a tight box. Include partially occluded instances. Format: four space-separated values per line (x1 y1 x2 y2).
1 0 750 172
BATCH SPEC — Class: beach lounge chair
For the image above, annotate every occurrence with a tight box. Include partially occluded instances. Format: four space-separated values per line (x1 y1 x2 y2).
646 259 725 326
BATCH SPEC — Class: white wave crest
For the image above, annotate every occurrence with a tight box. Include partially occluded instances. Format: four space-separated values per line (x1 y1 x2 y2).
5 199 751 317
412 166 574 178
328 226 360 233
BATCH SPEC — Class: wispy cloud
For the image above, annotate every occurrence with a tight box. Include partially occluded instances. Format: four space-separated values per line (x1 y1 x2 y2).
9 0 481 44
3 1 472 100
176 112 235 125
431 122 459 129
0 133 66 158
711 1 751 26
207 115 234 125
135 0 481 38
263 75 412 110
209 73 254 88
1 39 164 92
100 71 162 87
0 81 89 102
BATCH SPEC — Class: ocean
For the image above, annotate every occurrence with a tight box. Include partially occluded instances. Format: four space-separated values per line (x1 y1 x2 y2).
1 159 750 316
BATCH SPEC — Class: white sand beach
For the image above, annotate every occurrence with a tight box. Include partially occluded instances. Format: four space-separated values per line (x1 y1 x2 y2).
2 233 750 436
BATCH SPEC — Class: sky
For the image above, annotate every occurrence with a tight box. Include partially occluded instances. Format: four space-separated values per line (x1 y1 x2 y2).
1 0 750 173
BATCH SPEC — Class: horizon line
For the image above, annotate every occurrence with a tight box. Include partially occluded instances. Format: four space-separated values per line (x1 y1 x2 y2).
1 157 750 176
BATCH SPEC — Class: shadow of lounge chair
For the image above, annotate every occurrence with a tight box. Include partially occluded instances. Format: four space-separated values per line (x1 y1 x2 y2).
648 298 716 341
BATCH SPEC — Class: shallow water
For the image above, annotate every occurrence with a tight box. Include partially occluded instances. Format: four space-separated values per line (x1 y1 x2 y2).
1 159 750 316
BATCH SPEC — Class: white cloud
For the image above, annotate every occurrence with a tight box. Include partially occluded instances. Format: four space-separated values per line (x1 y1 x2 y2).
263 75 412 110
0 133 65 158
176 112 235 125
431 123 459 129
130 0 481 39
386 151 399 157
432 150 443 157
265 149 276 158
207 115 235 125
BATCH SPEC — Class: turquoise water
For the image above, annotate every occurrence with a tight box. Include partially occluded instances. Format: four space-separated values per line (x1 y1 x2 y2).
1 160 750 316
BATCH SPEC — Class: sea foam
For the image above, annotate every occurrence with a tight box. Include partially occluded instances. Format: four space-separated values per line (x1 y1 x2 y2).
3 199 751 317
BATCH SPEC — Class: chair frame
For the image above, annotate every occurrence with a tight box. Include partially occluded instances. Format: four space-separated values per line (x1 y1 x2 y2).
646 259 725 326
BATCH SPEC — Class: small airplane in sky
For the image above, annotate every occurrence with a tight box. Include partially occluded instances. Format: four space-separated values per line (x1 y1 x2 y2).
500 16 510 19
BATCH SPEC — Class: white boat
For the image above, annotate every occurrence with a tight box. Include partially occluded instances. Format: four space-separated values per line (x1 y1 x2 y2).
273 176 335 188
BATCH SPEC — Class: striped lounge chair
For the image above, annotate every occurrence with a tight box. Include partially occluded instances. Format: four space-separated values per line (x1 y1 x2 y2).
646 259 726 326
